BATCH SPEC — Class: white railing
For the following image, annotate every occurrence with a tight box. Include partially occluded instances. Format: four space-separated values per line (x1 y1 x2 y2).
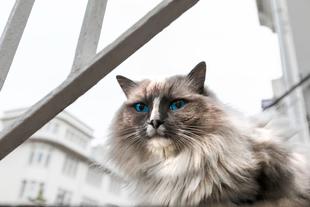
0 0 199 160
0 0 35 91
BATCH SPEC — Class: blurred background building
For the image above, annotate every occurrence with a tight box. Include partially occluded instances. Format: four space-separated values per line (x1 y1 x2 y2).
0 108 130 206
257 0 310 143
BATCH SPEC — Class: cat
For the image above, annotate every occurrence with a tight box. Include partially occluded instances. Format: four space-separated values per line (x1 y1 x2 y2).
105 61 310 206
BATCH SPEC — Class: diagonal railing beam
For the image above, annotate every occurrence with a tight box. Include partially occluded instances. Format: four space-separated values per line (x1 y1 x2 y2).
71 0 108 74
0 0 200 160
0 0 35 92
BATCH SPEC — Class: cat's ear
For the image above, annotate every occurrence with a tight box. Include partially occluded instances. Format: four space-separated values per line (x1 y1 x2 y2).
187 61 206 94
116 75 138 98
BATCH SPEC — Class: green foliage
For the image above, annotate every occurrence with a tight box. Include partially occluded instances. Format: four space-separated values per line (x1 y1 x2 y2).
29 189 46 204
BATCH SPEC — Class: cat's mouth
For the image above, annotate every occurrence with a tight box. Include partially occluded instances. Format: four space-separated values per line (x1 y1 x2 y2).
150 135 167 140
146 124 165 138
148 132 168 139
146 125 177 157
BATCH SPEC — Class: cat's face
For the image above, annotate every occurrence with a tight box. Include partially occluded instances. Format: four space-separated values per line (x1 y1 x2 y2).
110 62 224 159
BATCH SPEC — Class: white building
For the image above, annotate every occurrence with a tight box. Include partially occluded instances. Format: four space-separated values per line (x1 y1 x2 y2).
0 108 130 206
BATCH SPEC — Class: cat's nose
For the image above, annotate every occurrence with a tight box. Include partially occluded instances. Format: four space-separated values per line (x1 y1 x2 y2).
149 119 164 129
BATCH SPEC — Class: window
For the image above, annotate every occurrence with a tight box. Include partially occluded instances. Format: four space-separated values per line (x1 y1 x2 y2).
20 181 46 201
55 189 72 206
45 150 51 167
35 183 46 202
19 180 26 198
62 155 79 178
28 181 36 199
55 189 64 205
85 167 103 188
37 148 44 163
29 148 35 164
29 147 52 167
39 183 44 194
53 123 59 133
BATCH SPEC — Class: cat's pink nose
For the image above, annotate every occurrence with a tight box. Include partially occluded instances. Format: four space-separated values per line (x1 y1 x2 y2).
149 119 164 129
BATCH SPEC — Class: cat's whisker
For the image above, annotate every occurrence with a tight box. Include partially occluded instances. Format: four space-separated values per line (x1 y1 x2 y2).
180 132 208 154
179 136 204 155
135 135 147 155
121 138 141 155
113 133 137 146
183 131 205 143
117 131 143 149
182 125 207 130
175 127 203 141
177 126 206 139
170 130 205 156
169 136 184 151
178 125 206 134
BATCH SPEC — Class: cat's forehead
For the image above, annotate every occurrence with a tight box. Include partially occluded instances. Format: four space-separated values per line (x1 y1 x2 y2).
127 76 190 102
146 78 166 94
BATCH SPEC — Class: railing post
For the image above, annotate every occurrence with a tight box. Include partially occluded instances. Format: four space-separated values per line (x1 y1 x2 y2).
0 0 35 91
71 0 108 74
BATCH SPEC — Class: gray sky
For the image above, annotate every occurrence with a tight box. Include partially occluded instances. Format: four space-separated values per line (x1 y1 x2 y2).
0 0 282 144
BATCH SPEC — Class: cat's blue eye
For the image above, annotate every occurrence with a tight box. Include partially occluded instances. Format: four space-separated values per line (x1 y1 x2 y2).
170 100 185 110
136 103 149 112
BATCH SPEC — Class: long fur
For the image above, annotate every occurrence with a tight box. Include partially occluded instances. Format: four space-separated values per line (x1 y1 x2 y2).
105 63 310 206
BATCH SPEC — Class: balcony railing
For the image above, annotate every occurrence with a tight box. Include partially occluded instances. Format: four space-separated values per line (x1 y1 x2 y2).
0 0 199 160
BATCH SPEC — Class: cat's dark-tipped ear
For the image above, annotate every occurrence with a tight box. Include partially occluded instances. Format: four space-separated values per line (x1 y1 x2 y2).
187 61 206 94
116 75 137 98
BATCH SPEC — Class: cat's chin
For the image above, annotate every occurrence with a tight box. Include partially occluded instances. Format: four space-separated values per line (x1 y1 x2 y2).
148 136 171 145
147 136 177 158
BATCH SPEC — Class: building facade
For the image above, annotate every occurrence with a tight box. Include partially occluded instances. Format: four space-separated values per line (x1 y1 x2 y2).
256 0 310 143
0 108 130 206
